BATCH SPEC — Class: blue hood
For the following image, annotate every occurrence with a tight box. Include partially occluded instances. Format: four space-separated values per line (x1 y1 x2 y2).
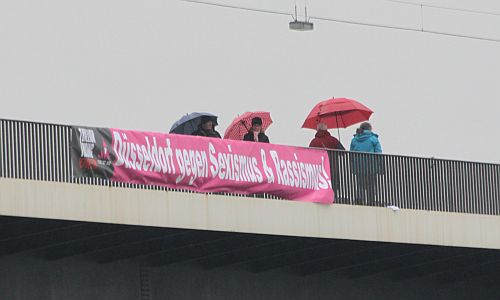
350 130 382 153
353 130 378 142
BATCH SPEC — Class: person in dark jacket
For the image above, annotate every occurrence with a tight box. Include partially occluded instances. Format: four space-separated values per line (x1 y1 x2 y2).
349 122 383 205
309 123 345 150
243 117 270 143
192 116 222 138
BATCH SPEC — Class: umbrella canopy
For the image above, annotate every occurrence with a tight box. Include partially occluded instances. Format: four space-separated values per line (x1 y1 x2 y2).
302 98 373 129
169 112 218 135
224 111 272 140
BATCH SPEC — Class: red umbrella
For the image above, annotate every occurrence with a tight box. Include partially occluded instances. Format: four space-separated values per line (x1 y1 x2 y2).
224 111 273 140
302 97 373 130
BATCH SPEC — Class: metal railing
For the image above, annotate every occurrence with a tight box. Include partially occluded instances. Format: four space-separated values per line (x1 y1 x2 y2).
1 118 499 215
329 151 500 215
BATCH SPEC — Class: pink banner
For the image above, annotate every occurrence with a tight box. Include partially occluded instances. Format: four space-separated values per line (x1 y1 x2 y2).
109 128 334 203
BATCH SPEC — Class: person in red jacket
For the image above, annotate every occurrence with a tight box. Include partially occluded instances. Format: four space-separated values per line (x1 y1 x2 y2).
309 123 345 203
309 123 345 150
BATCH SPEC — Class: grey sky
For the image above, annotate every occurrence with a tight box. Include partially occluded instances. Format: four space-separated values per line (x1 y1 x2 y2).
1 0 499 163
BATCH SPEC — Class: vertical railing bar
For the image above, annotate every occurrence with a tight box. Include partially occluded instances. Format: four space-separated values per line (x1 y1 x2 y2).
399 156 408 209
411 157 418 210
62 126 67 182
392 155 400 208
386 155 395 208
19 122 25 179
423 158 431 211
33 122 39 180
424 158 431 210
350 152 358 205
22 122 28 180
12 121 17 178
66 126 72 183
484 164 493 215
484 164 491 215
375 153 382 205
429 158 436 212
53 125 58 182
480 163 488 214
14 121 20 178
46 124 51 181
456 161 463 213
18 121 24 179
343 151 350 204
449 160 456 213
494 165 500 215
449 160 457 213
465 162 473 214
405 156 412 209
57 125 62 182
2 120 5 177
445 161 456 212
7 121 14 178
41 123 47 181
347 152 355 204
38 122 44 181
470 162 478 214
435 160 443 212
488 165 496 215
464 163 474 212
0 120 5 178
410 157 417 209
27 122 33 180
388 155 396 207
461 162 467 214
335 151 342 203
393 155 401 208
443 160 451 212
54 124 60 182
6 120 10 178
407 157 414 209
375 153 383 206
493 165 500 216
443 160 450 212
371 152 377 206
49 124 54 182
475 163 482 214
477 163 484 214
476 163 482 214
52 125 58 182
57 125 63 182
415 158 423 210
456 161 465 214
379 154 388 206
340 150 348 204
48 124 53 181
0 120 4 177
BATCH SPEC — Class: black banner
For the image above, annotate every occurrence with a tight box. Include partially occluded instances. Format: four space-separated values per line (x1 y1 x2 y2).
71 126 116 179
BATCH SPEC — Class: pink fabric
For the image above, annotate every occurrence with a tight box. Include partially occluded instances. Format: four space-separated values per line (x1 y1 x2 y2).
110 128 334 204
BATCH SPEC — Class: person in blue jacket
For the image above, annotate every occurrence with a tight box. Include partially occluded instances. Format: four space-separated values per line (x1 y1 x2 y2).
350 122 382 153
350 122 383 205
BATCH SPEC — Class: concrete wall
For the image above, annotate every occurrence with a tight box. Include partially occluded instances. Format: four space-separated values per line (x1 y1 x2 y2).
0 254 499 300
1 178 500 249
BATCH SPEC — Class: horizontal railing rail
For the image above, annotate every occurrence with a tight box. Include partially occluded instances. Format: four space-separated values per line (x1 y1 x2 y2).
1 118 499 215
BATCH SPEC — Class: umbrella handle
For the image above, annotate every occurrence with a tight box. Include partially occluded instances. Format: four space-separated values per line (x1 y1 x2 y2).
240 120 249 131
